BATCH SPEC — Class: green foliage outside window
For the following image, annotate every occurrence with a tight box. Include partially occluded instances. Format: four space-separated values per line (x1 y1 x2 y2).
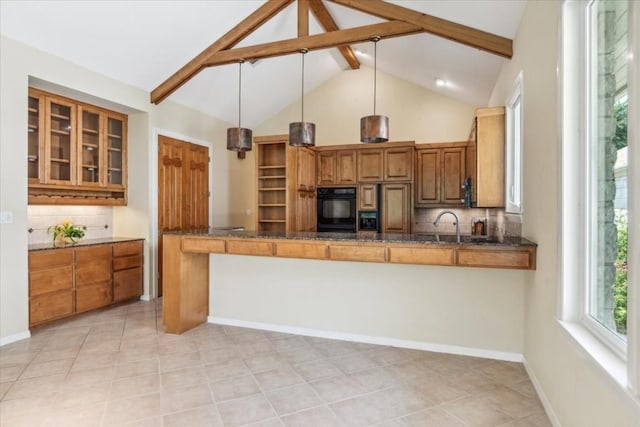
614 216 627 334
613 101 628 150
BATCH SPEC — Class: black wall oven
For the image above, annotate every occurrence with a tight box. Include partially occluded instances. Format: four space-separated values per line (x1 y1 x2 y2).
316 187 357 232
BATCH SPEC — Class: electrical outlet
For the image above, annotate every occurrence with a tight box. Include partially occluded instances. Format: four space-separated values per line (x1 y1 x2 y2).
0 211 13 224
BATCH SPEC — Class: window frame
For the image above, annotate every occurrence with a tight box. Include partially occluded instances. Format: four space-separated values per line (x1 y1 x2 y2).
505 72 523 214
582 0 628 358
560 0 639 398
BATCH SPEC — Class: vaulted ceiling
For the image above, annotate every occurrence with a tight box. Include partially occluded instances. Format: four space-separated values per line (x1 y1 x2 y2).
0 0 526 128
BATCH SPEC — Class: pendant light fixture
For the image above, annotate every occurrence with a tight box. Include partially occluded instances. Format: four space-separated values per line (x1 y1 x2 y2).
360 36 389 143
289 49 315 147
227 59 252 153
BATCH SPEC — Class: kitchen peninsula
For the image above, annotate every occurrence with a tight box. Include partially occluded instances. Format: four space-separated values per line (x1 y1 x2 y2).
163 229 536 334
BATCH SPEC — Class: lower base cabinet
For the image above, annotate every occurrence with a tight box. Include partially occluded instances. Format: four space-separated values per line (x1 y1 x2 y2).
30 290 74 325
28 240 143 327
114 268 143 302
76 281 113 313
113 241 143 302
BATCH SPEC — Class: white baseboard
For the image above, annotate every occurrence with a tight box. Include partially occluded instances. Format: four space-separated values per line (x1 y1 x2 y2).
140 294 152 302
208 316 523 363
523 357 561 426
0 330 31 347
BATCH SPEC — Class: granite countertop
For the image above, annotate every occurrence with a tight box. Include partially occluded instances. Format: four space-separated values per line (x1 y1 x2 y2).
29 237 144 251
165 229 536 247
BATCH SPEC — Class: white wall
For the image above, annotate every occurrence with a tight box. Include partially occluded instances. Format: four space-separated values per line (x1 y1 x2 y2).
256 66 477 145
0 35 248 342
211 255 525 358
488 1 639 425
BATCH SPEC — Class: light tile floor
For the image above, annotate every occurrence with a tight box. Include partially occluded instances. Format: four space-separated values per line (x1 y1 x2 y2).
0 300 551 427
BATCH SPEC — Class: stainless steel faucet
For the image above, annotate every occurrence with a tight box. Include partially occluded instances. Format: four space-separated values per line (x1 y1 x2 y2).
433 210 461 243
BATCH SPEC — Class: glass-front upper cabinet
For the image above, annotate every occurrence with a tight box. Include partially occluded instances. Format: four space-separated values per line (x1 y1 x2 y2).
106 114 126 187
27 87 128 205
27 91 44 183
46 97 76 184
77 107 102 186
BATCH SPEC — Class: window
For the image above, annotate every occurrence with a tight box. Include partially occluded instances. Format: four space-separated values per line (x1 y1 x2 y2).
584 0 629 352
561 0 638 395
506 73 523 214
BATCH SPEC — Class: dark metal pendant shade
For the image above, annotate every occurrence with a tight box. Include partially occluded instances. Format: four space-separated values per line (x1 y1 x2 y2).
360 36 388 143
289 49 315 147
289 122 316 147
227 60 253 153
226 127 253 152
360 115 389 144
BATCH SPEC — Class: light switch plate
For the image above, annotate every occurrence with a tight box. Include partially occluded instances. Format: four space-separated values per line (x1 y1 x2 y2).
0 211 13 224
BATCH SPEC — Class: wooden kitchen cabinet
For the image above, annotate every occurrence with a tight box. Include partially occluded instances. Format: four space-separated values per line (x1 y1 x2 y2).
28 88 128 205
255 136 288 233
468 107 505 207
381 183 411 233
357 148 384 182
357 144 414 183
358 184 378 211
113 241 143 302
415 143 465 207
28 240 143 327
45 95 77 185
316 149 357 186
295 147 317 232
255 135 317 233
29 249 74 326
28 93 45 184
384 146 414 181
75 245 112 313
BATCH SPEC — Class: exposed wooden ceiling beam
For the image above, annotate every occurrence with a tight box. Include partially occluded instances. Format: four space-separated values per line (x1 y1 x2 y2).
326 0 513 58
151 0 513 105
202 20 422 67
309 0 359 70
298 0 309 36
151 0 295 104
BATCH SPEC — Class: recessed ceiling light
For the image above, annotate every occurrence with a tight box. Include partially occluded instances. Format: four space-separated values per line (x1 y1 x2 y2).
435 78 447 87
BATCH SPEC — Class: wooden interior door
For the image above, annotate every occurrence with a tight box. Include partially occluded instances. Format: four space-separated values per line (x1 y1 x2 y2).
158 135 209 296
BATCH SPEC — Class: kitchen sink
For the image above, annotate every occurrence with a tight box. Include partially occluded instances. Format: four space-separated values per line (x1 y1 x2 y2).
414 234 500 244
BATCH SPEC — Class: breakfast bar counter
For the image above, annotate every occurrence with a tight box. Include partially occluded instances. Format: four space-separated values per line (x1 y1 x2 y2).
162 230 536 334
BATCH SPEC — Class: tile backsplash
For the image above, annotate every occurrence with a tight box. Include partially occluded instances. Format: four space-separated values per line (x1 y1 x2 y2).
28 205 113 245
414 207 522 238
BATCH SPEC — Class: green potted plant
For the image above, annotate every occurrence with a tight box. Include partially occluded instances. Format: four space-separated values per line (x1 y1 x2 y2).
48 220 86 246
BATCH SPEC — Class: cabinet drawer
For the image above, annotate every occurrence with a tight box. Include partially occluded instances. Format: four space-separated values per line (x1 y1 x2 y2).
76 258 111 286
113 254 142 271
30 265 73 296
30 290 74 326
457 249 532 269
76 245 112 262
275 242 328 259
114 267 142 302
182 237 225 254
113 241 143 257
76 281 112 313
227 240 273 256
388 247 455 266
29 249 73 270
329 244 386 263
